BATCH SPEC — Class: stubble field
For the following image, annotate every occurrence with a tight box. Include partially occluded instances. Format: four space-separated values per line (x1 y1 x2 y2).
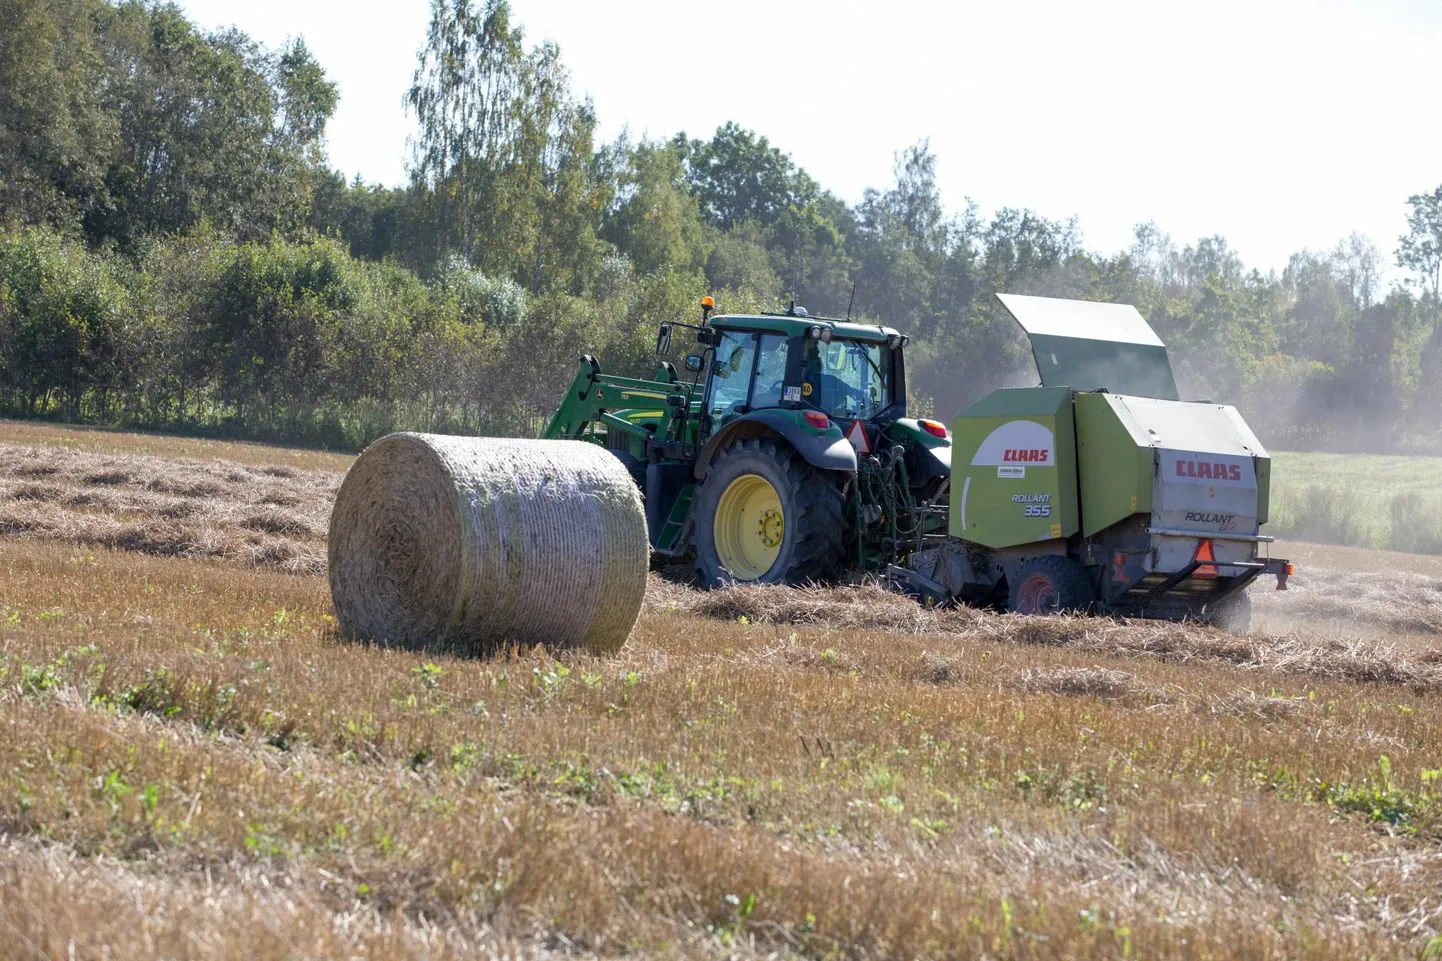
1 422 1440 959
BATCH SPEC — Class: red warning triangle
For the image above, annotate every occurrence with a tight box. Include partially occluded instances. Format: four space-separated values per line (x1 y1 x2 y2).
1193 539 1218 579
844 420 871 455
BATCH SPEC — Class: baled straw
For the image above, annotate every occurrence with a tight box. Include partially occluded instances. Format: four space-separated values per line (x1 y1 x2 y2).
328 433 647 656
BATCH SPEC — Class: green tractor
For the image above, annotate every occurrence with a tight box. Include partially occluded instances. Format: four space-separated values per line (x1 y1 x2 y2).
544 298 952 586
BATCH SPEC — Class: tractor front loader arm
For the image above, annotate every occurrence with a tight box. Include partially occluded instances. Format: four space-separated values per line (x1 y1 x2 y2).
543 354 695 444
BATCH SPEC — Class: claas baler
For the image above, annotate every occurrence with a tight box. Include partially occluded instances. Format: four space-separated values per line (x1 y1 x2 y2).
901 294 1291 630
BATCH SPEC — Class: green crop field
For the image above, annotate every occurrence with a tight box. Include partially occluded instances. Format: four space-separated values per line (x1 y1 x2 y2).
1269 451 1442 554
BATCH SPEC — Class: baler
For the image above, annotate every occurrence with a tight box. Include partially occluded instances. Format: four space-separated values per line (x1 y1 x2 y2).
901 294 1291 629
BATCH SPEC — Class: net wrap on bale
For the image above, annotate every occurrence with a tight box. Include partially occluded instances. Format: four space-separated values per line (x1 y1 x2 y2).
329 433 648 656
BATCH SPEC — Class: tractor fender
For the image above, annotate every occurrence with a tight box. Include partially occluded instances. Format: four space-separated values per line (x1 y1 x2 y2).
910 443 951 487
693 410 857 480
896 420 952 487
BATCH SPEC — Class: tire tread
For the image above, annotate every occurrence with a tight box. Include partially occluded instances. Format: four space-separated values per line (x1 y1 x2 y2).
1008 555 1094 614
694 436 846 586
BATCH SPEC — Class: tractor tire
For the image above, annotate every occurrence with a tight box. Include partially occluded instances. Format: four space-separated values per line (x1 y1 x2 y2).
1008 555 1094 615
693 437 845 588
1202 590 1252 633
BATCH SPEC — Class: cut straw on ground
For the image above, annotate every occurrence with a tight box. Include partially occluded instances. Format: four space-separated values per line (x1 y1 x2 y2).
3 431 1442 958
0 441 336 572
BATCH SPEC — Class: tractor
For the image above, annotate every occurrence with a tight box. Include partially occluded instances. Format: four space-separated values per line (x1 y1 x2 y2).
543 298 952 586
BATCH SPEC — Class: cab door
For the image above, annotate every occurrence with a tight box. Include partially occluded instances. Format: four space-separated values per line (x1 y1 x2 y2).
704 330 758 426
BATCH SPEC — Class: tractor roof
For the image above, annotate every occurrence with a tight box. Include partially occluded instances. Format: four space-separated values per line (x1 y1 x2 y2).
996 293 1180 401
709 313 902 343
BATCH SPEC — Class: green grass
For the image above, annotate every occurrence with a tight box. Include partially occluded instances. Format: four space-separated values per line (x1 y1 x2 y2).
1270 451 1442 553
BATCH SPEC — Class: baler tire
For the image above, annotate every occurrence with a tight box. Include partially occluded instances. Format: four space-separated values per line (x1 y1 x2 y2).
1009 556 1094 615
1203 590 1252 633
693 436 845 588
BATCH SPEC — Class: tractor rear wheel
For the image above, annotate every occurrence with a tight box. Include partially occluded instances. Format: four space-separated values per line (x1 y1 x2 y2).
694 437 845 587
1008 556 1094 615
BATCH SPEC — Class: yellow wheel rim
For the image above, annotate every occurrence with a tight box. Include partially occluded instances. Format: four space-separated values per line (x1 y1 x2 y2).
713 474 785 580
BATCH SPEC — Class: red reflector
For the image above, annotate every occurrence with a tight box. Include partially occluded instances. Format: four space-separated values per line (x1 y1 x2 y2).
1193 539 1218 579
920 418 948 438
1285 563 1296 576
804 411 830 429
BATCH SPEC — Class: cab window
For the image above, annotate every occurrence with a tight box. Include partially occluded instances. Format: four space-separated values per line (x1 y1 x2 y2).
805 339 890 420
749 334 789 408
707 330 757 421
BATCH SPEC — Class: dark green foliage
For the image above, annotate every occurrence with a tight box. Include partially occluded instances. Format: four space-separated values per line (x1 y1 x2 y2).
1400 187 1442 313
601 139 707 276
200 238 359 424
675 121 820 231
0 229 135 417
0 0 116 227
2 0 1440 452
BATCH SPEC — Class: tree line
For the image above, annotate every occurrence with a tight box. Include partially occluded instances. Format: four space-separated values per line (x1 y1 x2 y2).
2 0 1441 450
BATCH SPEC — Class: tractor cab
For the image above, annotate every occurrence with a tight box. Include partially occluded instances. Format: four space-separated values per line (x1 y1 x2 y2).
694 309 909 438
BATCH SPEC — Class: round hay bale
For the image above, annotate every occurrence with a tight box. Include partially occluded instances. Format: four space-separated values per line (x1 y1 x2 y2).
328 433 647 656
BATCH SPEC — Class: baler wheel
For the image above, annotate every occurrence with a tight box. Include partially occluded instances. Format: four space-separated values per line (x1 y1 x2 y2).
1202 590 1252 633
1009 556 1094 615
693 437 844 587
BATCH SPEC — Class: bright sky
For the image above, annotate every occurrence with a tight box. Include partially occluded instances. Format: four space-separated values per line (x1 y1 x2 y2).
178 0 1440 276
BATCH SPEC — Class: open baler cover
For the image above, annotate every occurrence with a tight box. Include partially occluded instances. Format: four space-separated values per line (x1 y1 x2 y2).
997 293 1180 401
